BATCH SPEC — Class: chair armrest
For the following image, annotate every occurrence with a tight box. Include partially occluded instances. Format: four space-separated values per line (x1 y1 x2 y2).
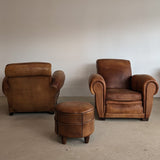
89 73 106 95
51 70 65 91
89 74 106 118
2 77 9 96
131 74 159 119
131 74 159 95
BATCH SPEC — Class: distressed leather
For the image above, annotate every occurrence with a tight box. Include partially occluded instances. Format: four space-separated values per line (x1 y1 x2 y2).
106 88 142 101
2 62 65 114
89 59 159 120
97 59 132 89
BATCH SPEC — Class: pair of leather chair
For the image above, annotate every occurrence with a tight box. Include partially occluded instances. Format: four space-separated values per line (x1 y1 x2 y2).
89 59 159 120
2 59 159 121
2 62 65 115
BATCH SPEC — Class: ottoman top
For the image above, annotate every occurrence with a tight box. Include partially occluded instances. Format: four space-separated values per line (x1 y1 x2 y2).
55 101 94 113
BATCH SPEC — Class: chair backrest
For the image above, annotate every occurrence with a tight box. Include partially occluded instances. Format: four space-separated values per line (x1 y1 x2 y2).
97 59 132 89
5 62 55 111
5 62 51 77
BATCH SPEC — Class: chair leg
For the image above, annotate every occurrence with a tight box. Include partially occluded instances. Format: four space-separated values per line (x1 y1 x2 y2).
48 111 54 114
61 136 67 144
84 136 90 143
9 112 14 116
141 118 149 121
9 107 14 116
99 118 105 120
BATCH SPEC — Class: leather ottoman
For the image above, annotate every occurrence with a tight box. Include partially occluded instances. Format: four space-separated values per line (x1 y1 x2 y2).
55 101 94 144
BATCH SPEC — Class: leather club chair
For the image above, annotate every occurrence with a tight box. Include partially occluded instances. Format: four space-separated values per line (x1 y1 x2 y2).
2 62 65 115
89 59 159 120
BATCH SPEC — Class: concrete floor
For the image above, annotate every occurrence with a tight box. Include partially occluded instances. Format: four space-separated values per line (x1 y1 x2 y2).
0 96 160 160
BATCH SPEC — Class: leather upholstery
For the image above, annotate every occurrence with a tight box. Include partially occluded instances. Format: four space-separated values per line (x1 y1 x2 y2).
2 62 65 115
97 59 132 89
55 101 94 144
5 62 51 77
89 59 159 120
106 89 142 101
55 101 94 113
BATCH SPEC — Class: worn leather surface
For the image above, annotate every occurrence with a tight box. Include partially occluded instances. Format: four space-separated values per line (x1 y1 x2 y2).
89 59 159 119
106 88 142 101
2 62 65 114
131 74 159 95
97 59 132 89
89 74 106 118
55 101 94 138
131 74 159 119
106 101 143 114
55 101 94 113
5 62 51 77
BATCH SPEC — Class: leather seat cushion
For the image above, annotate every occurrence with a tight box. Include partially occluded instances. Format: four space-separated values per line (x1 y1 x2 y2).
55 101 94 114
106 88 142 102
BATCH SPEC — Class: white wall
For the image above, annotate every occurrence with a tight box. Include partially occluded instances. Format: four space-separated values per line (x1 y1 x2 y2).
0 0 160 96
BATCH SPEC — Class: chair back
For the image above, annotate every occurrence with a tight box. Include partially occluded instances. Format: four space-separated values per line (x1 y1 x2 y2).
5 62 55 111
97 59 132 89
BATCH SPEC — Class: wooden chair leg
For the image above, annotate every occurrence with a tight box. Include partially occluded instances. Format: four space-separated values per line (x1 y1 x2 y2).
99 118 105 120
48 111 54 114
141 118 149 121
9 107 14 116
61 136 67 144
84 136 90 143
9 112 14 116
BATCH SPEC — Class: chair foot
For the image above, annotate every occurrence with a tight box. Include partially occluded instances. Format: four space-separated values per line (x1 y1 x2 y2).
9 112 14 116
48 111 54 114
99 118 105 120
141 118 149 121
61 136 67 144
84 136 90 143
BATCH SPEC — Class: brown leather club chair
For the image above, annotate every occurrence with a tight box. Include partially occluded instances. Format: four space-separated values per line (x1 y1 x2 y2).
89 59 159 120
2 62 65 115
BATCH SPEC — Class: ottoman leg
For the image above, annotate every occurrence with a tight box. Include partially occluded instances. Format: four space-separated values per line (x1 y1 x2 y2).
84 136 90 143
61 136 67 144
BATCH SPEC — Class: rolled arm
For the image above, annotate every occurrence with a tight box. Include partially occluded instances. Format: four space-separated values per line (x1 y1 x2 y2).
131 74 159 119
131 74 159 95
51 70 65 91
89 74 106 95
89 74 106 118
2 77 9 96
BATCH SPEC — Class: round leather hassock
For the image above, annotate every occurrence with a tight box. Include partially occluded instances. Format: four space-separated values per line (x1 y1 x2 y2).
55 101 94 143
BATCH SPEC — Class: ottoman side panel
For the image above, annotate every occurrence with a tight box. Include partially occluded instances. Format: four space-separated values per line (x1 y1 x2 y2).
83 120 94 137
58 113 82 124
83 110 94 123
58 123 83 138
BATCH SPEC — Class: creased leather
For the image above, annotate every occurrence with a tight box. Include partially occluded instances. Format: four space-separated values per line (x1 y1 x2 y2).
2 62 65 114
89 73 106 118
51 70 65 91
89 59 159 120
131 74 159 119
97 59 132 89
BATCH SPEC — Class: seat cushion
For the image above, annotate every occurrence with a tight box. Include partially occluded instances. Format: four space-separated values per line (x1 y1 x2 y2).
55 101 94 114
106 88 142 102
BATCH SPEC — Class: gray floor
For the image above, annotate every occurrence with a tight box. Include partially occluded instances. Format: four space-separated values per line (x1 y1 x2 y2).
0 96 160 160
